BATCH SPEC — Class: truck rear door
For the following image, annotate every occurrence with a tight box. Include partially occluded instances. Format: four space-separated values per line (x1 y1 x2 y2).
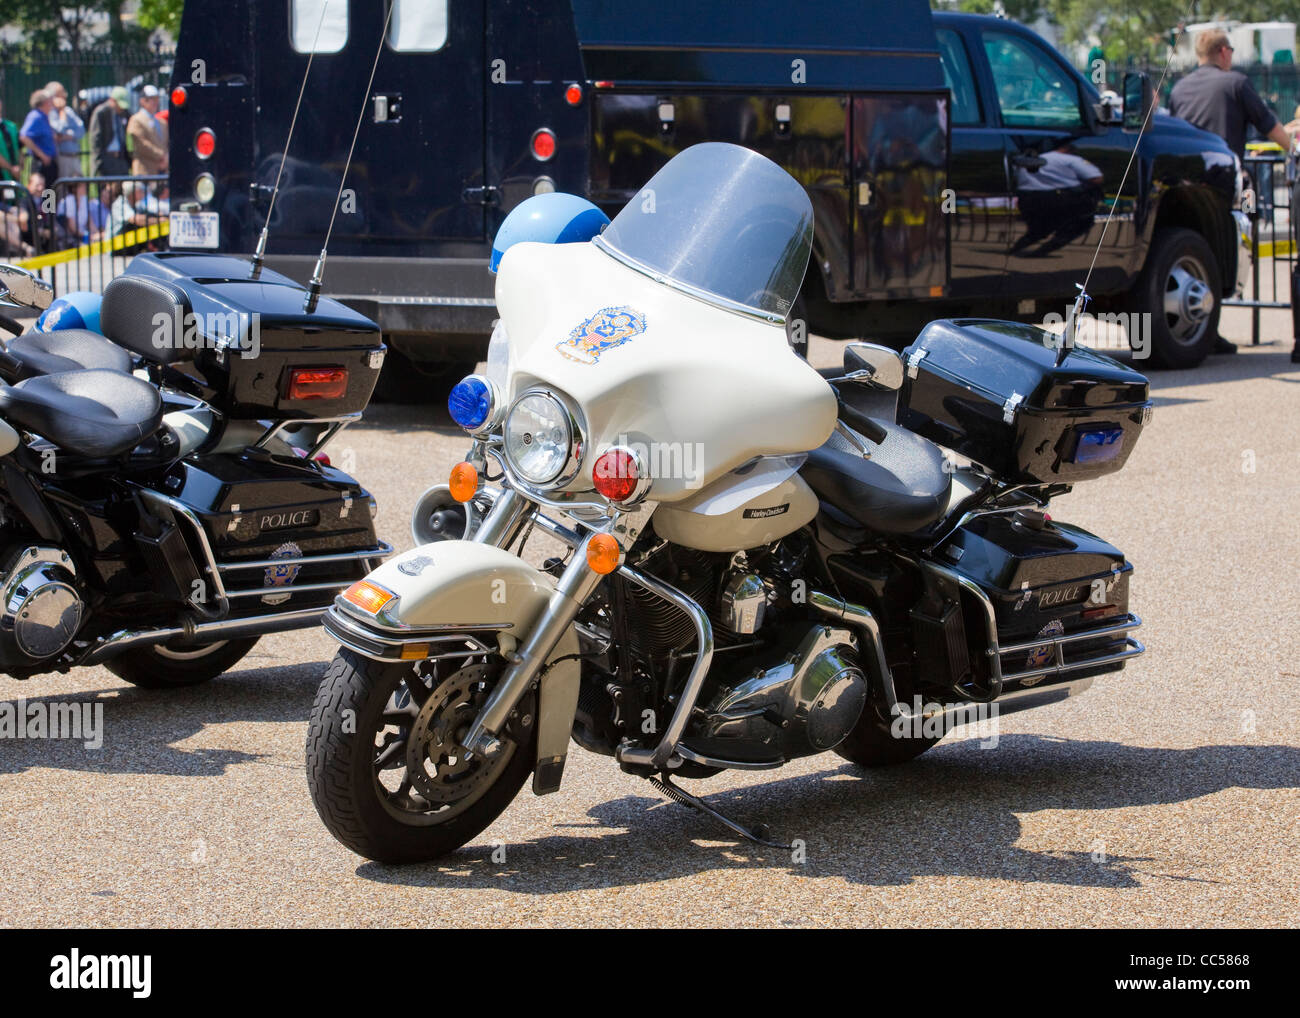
252 0 487 253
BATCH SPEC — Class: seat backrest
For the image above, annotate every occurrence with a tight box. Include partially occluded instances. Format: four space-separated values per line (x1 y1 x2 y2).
99 275 193 365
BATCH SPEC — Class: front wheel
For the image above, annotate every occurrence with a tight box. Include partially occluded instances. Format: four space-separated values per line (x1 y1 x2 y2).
1132 227 1222 370
306 648 535 863
105 637 258 688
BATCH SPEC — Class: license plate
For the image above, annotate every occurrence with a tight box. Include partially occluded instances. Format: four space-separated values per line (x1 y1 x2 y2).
169 211 219 249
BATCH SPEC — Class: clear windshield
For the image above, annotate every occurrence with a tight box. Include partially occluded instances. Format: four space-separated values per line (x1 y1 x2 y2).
594 143 813 322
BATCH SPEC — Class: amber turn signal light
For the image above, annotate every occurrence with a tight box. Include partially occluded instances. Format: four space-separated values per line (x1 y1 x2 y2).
448 461 479 503
586 533 621 575
342 580 395 615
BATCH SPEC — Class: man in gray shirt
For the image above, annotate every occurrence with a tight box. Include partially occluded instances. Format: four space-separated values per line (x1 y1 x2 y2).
1169 28 1294 354
1170 29 1293 157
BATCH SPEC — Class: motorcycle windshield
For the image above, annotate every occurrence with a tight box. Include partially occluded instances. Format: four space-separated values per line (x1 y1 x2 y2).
593 143 813 322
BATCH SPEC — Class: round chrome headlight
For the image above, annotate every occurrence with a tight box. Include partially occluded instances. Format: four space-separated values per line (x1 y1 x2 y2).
503 390 576 485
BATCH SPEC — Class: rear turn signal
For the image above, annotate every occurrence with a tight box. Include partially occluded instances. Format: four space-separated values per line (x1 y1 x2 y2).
342 580 395 615
586 533 621 575
286 367 348 400
448 461 479 503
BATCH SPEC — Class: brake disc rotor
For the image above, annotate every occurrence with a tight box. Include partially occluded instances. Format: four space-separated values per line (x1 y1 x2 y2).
404 662 514 806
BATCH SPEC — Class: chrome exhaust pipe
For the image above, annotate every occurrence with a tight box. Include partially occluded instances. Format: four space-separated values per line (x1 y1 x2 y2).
81 606 326 666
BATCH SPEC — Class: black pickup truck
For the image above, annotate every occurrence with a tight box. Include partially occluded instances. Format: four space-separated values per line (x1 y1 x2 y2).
166 0 1249 381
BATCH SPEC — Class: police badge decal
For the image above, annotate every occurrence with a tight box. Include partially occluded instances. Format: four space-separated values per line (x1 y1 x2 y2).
555 306 647 364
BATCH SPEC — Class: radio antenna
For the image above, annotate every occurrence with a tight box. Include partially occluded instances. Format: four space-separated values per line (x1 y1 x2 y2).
305 0 396 310
250 0 331 280
1061 13 1191 366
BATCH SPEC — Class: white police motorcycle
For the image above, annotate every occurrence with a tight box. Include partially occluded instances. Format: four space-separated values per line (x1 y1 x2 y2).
307 143 1150 862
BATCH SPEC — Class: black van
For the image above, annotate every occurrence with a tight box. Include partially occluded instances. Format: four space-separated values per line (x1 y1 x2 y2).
166 0 1248 380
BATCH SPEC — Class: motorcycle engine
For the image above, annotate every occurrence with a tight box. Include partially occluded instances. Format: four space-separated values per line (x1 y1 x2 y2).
686 623 868 764
603 537 868 766
0 545 83 668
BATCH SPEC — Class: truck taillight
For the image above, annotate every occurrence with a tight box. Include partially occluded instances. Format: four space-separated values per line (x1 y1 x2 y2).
171 86 188 109
530 128 556 161
564 83 583 106
286 367 348 400
194 127 216 159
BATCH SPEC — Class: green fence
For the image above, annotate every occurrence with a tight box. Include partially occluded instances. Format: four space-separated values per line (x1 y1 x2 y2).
0 46 173 124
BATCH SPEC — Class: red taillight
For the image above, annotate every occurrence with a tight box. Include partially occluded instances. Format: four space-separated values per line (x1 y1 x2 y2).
171 86 188 109
594 80 614 89
286 367 348 400
593 448 640 504
194 127 216 159
564 83 583 106
313 453 331 466
530 128 556 161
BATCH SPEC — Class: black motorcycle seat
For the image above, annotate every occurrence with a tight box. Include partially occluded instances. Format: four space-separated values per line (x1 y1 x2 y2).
0 369 163 458
6 329 133 379
801 418 952 535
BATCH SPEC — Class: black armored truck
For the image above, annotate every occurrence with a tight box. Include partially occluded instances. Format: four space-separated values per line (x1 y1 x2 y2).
165 0 1250 381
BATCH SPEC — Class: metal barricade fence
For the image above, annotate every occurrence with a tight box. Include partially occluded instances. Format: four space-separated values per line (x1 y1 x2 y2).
0 173 169 298
1223 151 1297 346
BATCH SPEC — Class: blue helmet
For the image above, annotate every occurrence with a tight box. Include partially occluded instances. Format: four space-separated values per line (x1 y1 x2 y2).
36 291 103 334
489 192 610 273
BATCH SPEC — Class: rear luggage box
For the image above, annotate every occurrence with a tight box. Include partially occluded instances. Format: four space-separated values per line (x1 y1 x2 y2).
897 319 1151 484
124 254 384 420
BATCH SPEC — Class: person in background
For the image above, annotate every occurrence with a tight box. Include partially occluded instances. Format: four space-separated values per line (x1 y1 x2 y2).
89 87 130 178
109 179 153 237
58 180 108 245
1171 30 1295 158
128 85 168 177
1169 29 1296 356
0 98 23 184
19 89 58 186
45 81 86 181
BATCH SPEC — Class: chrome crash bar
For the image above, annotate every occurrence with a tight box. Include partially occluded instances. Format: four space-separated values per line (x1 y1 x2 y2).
139 489 392 615
923 559 1144 693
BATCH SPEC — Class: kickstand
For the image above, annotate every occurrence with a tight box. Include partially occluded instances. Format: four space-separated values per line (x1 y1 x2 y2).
648 775 792 850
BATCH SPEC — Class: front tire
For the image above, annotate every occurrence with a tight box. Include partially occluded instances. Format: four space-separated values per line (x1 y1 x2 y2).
1133 227 1222 370
105 637 258 688
306 649 535 864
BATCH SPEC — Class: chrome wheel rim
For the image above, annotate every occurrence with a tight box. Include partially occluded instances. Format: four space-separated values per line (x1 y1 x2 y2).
1163 256 1214 346
154 639 230 661
372 659 516 826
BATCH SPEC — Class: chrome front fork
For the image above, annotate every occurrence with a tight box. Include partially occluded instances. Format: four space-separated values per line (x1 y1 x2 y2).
460 487 613 757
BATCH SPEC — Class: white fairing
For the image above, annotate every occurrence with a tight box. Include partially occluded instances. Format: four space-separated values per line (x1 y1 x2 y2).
494 240 837 503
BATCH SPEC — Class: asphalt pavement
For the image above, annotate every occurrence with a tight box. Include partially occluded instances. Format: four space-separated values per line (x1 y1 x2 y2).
1 308 1297 928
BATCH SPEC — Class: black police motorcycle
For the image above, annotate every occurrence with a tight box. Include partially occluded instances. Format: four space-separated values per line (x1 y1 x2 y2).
0 254 390 686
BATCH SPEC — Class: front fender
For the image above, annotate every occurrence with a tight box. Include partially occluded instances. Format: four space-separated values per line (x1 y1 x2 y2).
328 541 581 795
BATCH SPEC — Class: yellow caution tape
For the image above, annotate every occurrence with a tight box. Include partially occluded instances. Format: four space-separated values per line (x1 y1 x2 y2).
14 220 170 271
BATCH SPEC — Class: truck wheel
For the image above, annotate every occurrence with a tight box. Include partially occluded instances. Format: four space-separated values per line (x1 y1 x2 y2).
1134 227 1221 370
833 707 943 766
105 637 259 688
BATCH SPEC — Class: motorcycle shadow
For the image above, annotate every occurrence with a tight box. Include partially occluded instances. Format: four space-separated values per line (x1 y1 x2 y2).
357 734 1299 891
0 660 325 778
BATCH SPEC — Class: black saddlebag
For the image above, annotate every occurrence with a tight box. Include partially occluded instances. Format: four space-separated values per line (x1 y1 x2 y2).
147 455 383 614
897 319 1151 484
925 511 1140 690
